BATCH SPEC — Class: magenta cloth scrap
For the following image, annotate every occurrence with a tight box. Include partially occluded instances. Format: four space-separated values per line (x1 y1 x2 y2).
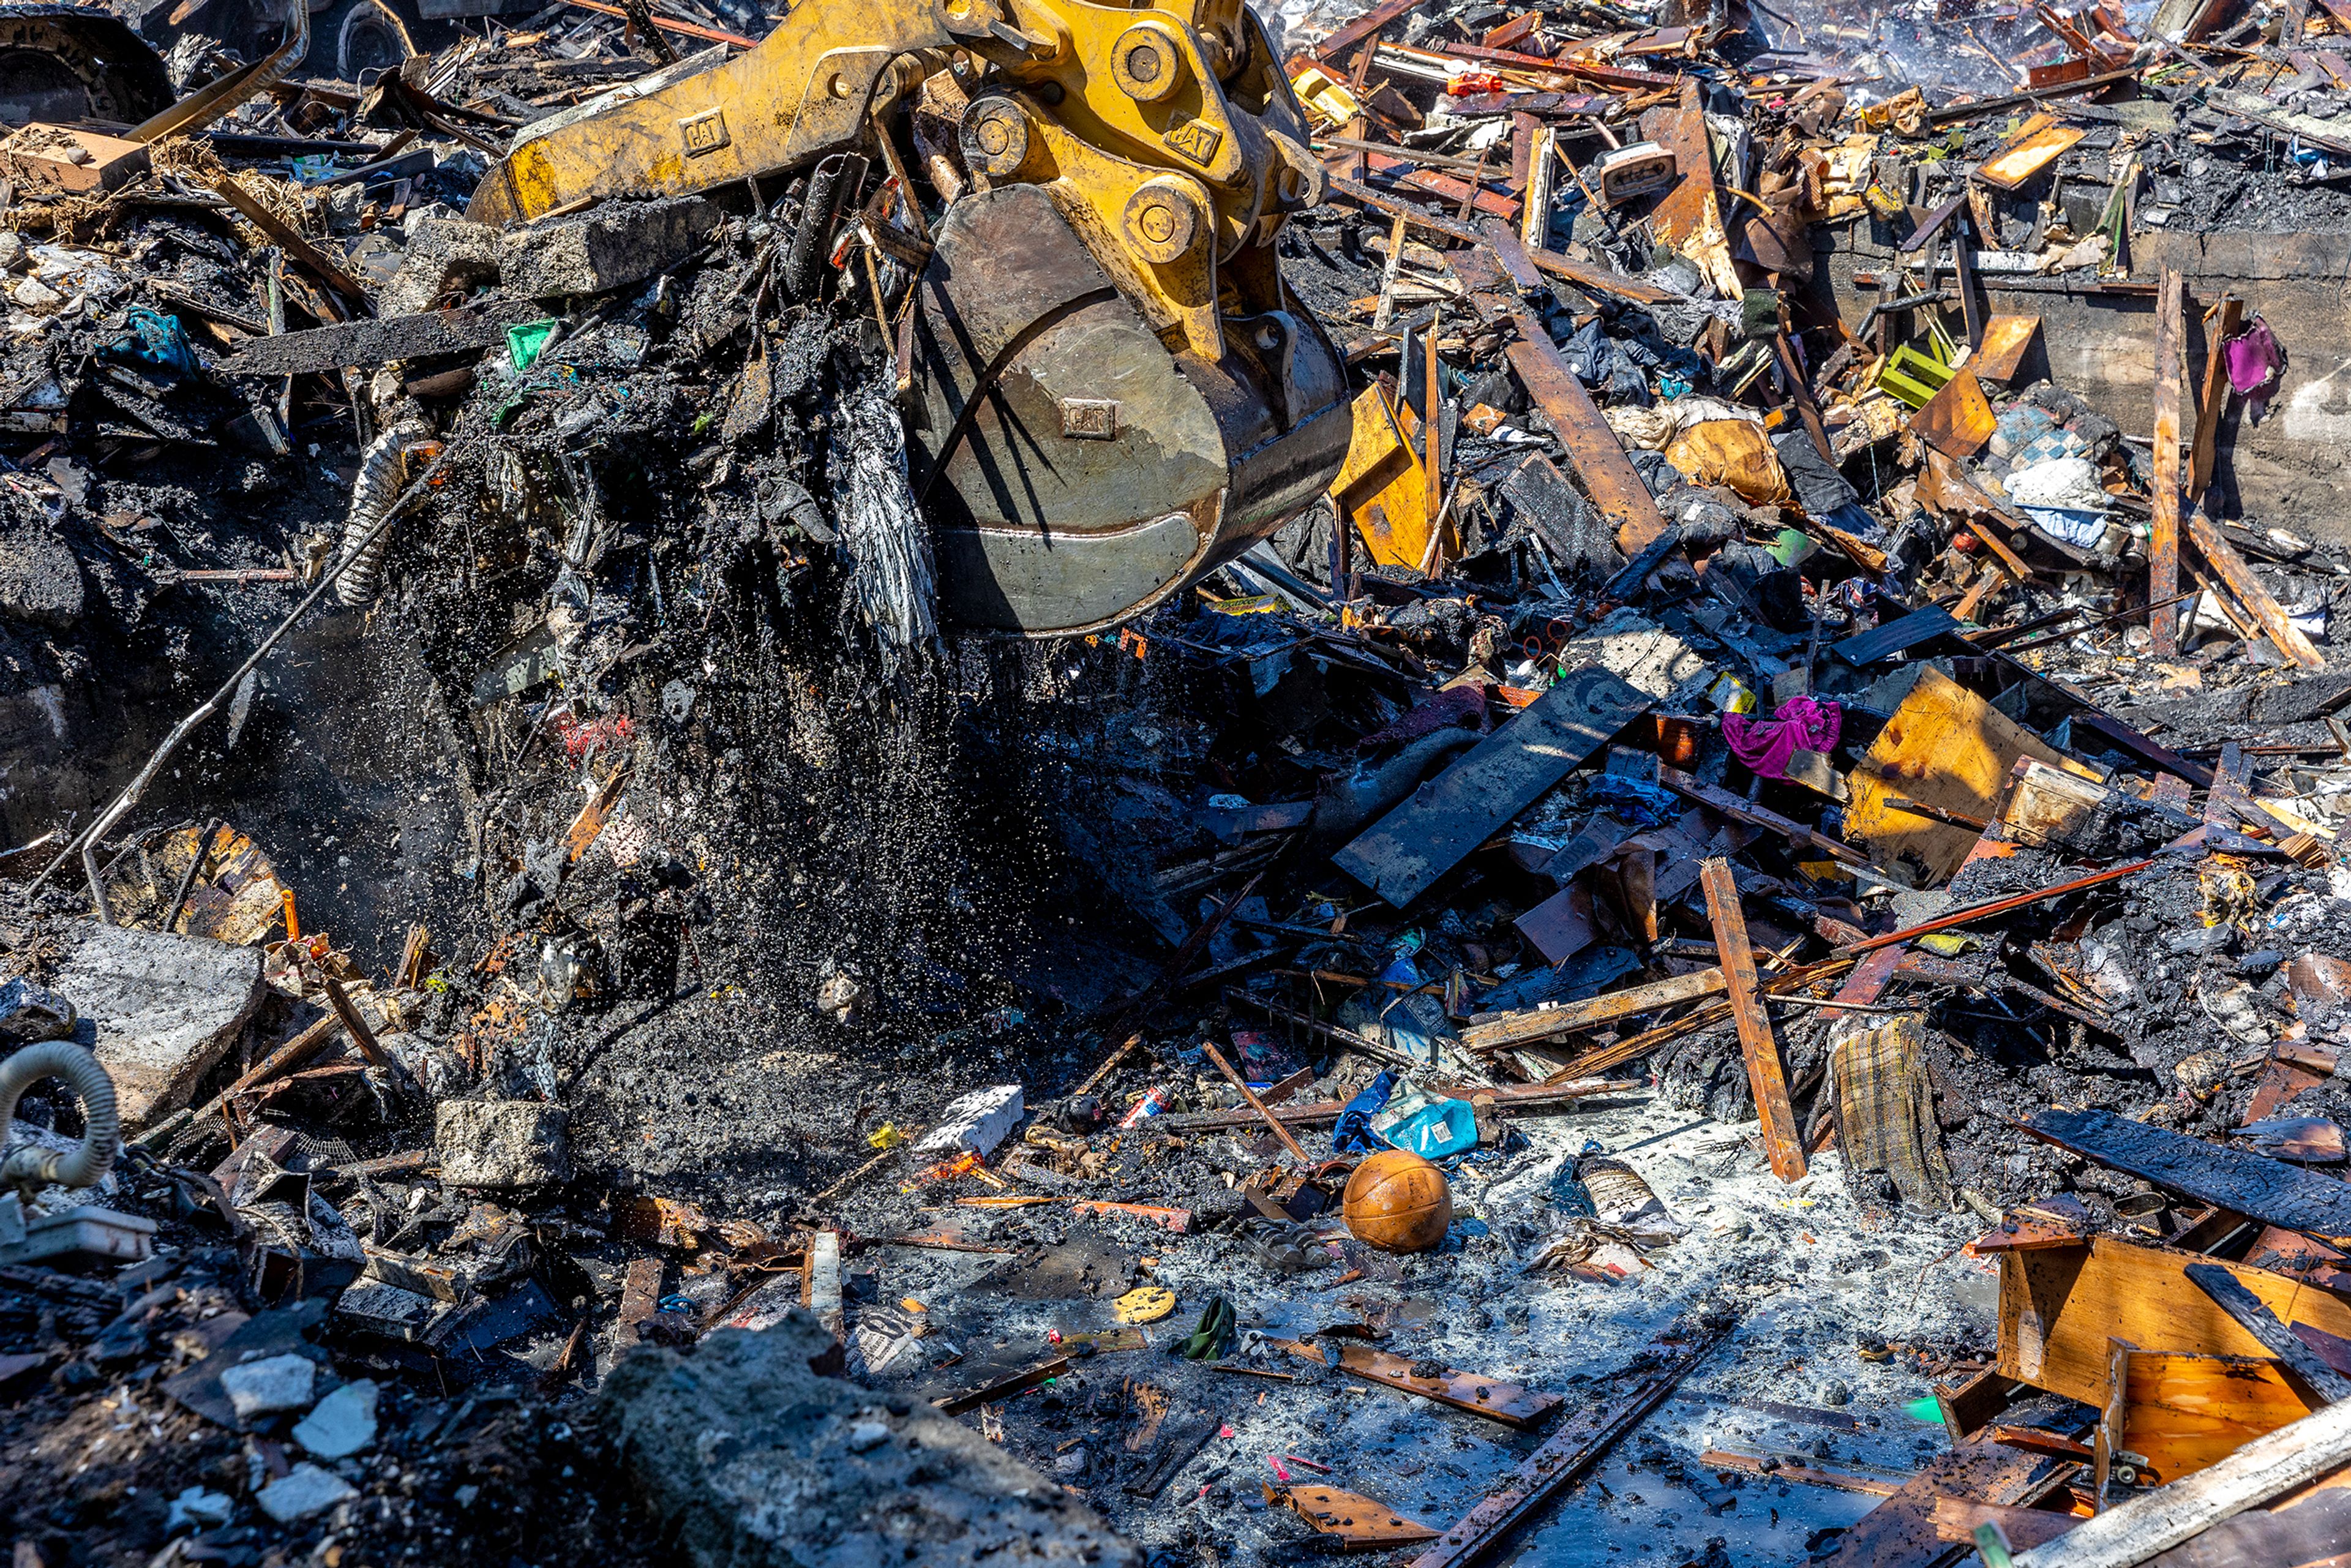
1720 696 1842 780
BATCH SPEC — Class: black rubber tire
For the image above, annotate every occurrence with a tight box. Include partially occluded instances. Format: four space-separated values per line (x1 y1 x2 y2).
307 0 418 81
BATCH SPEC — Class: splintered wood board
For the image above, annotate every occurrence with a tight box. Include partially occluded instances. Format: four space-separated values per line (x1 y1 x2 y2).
1824 1436 2075 1565
1974 314 2043 384
1277 1339 1562 1428
1280 1485 1441 1547
1842 666 2072 883
1910 367 1997 458
1996 1237 2351 1409
1977 116 2087 189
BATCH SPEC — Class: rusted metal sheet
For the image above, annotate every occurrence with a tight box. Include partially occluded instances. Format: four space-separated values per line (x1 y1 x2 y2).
1334 664 1651 907
1406 1316 1731 1568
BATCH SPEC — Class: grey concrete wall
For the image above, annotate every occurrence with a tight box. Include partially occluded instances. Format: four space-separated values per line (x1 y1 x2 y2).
1818 224 2351 542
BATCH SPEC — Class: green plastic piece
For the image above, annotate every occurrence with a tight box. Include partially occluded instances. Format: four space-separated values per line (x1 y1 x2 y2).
507 318 559 372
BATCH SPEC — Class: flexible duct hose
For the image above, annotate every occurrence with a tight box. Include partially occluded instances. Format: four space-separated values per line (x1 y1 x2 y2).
0 1041 120 1199
334 421 427 608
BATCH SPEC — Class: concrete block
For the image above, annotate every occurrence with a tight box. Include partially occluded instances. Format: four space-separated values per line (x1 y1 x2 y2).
501 197 721 301
219 1352 315 1420
48 920 266 1130
255 1463 357 1525
292 1378 378 1458
912 1084 1024 1158
601 1315 1137 1568
379 216 503 317
435 1100 571 1187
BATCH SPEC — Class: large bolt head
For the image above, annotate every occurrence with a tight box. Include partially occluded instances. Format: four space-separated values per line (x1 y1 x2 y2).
959 99 1030 179
1122 178 1202 264
1112 22 1188 103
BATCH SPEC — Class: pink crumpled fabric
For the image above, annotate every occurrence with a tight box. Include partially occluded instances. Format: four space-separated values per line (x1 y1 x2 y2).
2224 318 2285 422
1721 695 1842 780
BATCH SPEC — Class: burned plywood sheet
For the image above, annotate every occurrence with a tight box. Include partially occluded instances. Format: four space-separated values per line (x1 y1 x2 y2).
1842 666 2074 883
1993 1237 2351 1408
1822 1436 2074 1566
1335 665 1651 907
2100 1348 2321 1491
2024 1108 2351 1245
964 1236 1134 1300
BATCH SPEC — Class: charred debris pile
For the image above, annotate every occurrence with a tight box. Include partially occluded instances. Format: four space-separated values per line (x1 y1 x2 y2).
7 0 2351 1566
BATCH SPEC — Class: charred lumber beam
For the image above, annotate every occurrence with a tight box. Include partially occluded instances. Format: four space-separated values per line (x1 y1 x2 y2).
218 300 552 377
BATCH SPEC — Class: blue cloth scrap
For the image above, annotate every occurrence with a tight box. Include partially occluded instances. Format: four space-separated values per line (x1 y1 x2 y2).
1586 773 1679 828
1332 1069 1398 1154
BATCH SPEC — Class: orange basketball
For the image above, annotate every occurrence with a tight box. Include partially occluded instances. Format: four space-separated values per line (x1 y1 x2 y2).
1342 1150 1453 1253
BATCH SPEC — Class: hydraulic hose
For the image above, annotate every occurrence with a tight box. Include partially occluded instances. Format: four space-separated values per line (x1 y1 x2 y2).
0 1041 121 1199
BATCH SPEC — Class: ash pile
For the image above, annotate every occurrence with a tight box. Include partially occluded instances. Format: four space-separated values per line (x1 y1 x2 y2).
7 0 2351 1566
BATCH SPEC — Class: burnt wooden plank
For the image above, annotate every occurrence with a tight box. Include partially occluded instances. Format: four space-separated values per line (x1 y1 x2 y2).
2140 1487 2351 1567
1701 857 1806 1182
1824 1436 2071 1566
1501 299 1673 552
1406 1317 1730 1568
2151 268 2186 656
1334 665 1651 907
2024 1108 2351 1245
2184 1262 2351 1402
1832 604 1962 666
220 299 550 377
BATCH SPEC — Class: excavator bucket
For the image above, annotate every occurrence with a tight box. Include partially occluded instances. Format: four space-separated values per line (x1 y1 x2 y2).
907 182 1348 635
460 0 1351 636
0 6 173 127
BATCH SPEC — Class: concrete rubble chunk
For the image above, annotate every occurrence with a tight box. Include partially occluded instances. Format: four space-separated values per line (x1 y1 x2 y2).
291 1378 378 1458
501 197 722 301
912 1084 1026 1159
601 1314 1138 1568
0 522 84 631
218 1352 315 1421
378 215 504 317
435 1100 571 1187
255 1463 358 1525
47 920 266 1131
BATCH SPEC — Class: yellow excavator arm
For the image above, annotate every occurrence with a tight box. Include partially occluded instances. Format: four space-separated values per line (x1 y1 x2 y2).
465 0 1351 637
